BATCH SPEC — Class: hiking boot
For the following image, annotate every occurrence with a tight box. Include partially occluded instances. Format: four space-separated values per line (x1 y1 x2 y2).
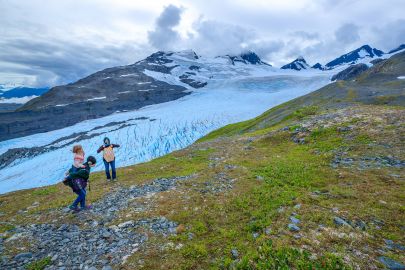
69 205 80 212
81 205 92 211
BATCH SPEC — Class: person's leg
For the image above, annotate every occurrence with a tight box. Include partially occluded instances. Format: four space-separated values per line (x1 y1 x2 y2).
79 188 86 209
103 159 111 180
70 190 81 209
110 159 116 180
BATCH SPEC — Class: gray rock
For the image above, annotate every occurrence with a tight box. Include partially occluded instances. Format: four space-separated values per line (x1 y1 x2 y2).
378 256 405 270
102 266 113 270
290 216 300 224
102 231 112 238
333 216 351 227
14 252 32 261
231 249 239 259
288 223 300 232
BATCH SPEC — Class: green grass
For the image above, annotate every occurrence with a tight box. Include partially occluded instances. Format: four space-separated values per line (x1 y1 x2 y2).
232 240 351 270
31 186 58 196
292 105 319 120
0 223 15 233
25 257 51 270
198 102 291 142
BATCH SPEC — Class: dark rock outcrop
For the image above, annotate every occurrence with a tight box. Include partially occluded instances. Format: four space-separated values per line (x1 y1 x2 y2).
331 63 369 81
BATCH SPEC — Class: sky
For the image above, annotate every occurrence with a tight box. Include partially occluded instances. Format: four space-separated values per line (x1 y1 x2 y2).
0 0 404 88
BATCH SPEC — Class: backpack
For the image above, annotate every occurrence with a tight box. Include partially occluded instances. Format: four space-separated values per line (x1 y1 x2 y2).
63 178 73 187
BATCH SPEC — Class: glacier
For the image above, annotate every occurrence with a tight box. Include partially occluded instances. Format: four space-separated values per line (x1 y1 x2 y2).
0 73 331 194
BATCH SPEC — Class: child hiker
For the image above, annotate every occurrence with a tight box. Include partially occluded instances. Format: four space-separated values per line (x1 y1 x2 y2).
97 137 120 181
63 156 96 212
72 145 85 169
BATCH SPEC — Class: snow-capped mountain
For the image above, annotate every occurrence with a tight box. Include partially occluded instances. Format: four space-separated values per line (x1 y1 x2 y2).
280 56 310 71
325 45 384 69
221 51 271 66
312 63 325 70
0 50 284 141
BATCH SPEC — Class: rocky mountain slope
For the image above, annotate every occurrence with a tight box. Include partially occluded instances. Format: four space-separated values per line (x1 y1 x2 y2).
0 51 403 270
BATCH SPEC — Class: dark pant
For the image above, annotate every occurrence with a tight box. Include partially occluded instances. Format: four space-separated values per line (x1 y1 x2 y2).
72 188 86 208
103 159 116 179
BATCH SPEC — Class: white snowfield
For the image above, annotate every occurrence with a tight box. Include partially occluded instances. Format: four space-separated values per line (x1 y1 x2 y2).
0 95 38 104
0 49 386 194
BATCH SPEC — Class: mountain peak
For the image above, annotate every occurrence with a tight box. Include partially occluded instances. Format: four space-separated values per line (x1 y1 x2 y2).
312 63 325 70
221 51 270 66
280 56 310 70
325 44 384 68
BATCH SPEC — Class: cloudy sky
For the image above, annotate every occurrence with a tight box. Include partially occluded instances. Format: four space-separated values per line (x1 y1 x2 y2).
1 0 404 87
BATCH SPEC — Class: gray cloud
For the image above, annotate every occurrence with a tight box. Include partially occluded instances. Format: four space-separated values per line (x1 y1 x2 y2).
0 37 151 86
147 5 183 50
1 0 405 87
372 19 405 50
187 19 256 56
335 23 360 44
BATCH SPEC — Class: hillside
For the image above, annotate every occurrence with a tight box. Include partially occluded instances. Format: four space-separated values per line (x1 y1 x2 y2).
0 53 404 269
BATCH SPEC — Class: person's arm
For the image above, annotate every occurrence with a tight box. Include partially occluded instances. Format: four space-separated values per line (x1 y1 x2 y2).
112 144 120 148
97 145 104 153
69 167 90 180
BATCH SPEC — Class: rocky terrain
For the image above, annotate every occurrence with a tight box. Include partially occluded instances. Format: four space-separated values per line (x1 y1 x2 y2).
0 50 404 270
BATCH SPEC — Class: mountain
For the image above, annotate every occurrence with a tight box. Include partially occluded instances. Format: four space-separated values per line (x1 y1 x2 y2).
0 50 280 141
325 44 384 69
388 44 405 54
331 63 369 81
311 63 325 70
223 51 271 65
280 56 310 70
0 87 49 99
0 51 403 270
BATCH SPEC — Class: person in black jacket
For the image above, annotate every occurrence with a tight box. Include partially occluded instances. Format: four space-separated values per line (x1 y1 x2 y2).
97 137 120 181
65 156 96 212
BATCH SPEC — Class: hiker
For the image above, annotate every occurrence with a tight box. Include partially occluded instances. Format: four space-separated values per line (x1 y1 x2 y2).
97 137 120 181
62 144 86 184
64 156 97 212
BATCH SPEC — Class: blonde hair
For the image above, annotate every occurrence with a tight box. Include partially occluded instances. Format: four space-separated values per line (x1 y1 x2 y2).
72 145 84 155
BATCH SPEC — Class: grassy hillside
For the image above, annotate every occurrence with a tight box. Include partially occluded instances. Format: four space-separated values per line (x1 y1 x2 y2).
0 52 404 269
